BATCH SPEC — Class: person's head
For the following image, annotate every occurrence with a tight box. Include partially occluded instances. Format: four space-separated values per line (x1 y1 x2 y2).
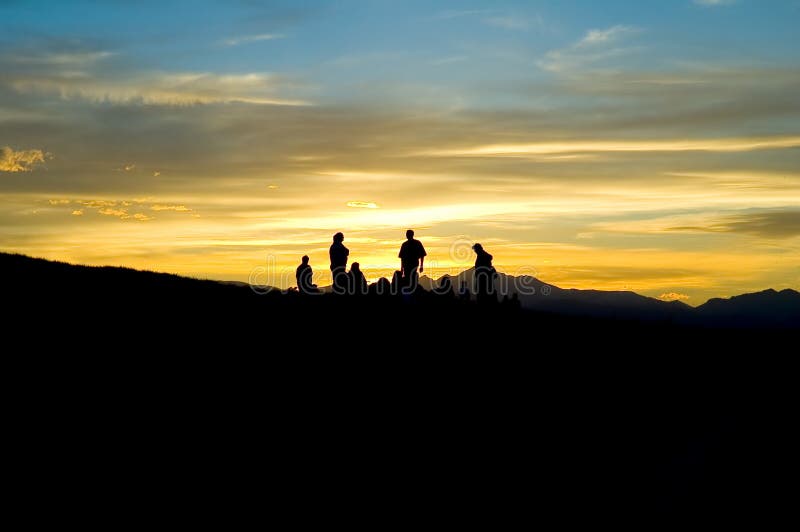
333 232 344 243
351 262 360 272
301 255 309 265
406 229 414 240
472 243 483 252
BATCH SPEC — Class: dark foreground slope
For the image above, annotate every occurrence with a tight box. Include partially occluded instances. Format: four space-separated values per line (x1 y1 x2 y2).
2 253 793 518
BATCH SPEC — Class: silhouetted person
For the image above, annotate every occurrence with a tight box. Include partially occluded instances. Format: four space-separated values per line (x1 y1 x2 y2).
398 229 426 292
473 243 496 305
295 255 318 295
369 277 391 297
348 262 367 296
329 232 349 295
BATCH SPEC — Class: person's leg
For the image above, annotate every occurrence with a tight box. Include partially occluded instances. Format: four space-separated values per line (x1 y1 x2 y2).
332 267 347 295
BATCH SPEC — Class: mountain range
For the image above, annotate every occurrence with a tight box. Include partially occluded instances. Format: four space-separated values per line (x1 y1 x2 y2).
421 268 799 328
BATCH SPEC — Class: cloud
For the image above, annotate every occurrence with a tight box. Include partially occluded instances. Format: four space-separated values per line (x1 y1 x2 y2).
716 210 800 238
49 197 193 220
97 207 153 221
0 146 50 172
346 201 379 209
98 207 128 217
538 25 641 73
659 292 690 302
151 204 191 212
9 71 309 106
419 135 800 158
665 210 800 238
579 25 639 46
10 50 115 66
222 33 284 46
694 0 735 6
1 46 309 106
80 200 118 208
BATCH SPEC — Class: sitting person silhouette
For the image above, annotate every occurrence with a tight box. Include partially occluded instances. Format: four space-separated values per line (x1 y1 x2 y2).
398 229 426 292
472 243 496 304
348 262 367 296
329 232 349 295
295 255 318 294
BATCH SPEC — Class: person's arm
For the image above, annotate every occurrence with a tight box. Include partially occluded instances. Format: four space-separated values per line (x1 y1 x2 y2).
419 256 424 273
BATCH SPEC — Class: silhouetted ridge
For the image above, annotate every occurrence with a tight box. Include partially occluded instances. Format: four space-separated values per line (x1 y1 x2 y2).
2 252 797 329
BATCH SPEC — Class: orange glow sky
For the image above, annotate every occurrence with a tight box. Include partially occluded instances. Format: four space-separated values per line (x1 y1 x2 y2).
2 1 799 304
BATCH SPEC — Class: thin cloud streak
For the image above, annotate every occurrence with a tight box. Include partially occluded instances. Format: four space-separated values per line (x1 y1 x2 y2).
419 136 800 157
222 33 284 46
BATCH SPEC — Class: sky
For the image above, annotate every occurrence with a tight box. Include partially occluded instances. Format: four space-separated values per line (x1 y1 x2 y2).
1 0 799 304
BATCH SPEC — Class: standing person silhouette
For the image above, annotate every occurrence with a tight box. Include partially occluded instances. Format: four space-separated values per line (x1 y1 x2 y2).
472 243 496 304
398 229 426 292
295 255 318 294
329 232 349 295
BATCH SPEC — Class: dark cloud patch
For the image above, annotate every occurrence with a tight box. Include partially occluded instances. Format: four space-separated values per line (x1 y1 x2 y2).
720 210 800 238
670 210 800 238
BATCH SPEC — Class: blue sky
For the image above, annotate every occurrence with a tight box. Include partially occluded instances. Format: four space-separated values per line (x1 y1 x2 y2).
4 0 798 103
1 0 799 302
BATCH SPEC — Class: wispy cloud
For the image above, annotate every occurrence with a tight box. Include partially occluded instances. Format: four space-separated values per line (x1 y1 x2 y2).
1 46 309 106
80 200 118 208
151 204 191 212
9 71 309 106
97 207 153 221
222 33 284 47
538 25 641 72
694 0 735 6
669 210 800 238
579 25 639 45
98 207 129 218
46 198 195 221
418 136 800 158
346 201 379 209
0 146 50 172
9 50 114 66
